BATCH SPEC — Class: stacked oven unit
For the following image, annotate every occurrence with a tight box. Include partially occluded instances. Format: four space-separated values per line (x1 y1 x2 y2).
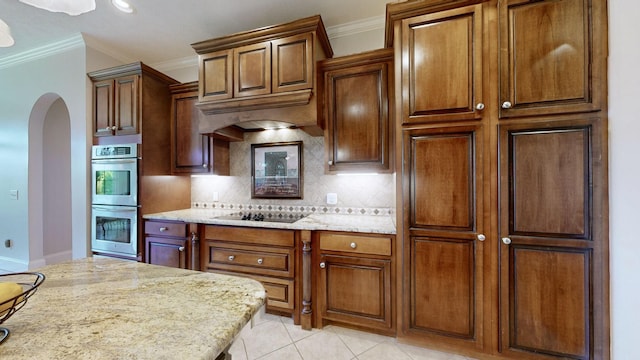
90 144 139 259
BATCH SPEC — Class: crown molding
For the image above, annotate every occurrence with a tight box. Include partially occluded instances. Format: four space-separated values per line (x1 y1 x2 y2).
0 33 85 70
326 15 385 39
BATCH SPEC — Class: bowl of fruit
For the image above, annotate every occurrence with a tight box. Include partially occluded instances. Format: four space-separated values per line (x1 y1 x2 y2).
0 272 45 344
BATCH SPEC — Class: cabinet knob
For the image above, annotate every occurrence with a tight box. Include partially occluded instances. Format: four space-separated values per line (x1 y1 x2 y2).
111 126 117 131
502 237 512 245
178 246 185 252
319 262 326 269
159 227 168 232
477 234 486 241
501 101 512 109
350 242 357 249
475 103 485 111
257 258 263 265
327 160 333 165
228 255 235 261
104 126 111 131
202 164 208 168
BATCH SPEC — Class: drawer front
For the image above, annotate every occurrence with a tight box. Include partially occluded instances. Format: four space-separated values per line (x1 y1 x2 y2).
319 233 392 256
205 225 294 247
207 245 294 278
145 220 187 238
209 270 294 311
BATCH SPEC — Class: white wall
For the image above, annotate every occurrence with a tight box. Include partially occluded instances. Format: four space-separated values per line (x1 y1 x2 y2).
608 1 639 358
0 38 90 270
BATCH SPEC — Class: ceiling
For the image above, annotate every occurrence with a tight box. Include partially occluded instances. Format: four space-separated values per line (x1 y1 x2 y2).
0 0 392 65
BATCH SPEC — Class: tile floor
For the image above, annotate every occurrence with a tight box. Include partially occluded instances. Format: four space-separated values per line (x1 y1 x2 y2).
229 313 478 360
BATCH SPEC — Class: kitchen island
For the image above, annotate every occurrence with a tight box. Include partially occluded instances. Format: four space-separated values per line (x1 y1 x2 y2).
0 257 266 360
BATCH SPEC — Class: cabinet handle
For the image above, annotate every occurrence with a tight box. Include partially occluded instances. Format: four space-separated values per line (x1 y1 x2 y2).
475 103 485 111
202 164 208 168
111 126 117 131
104 126 111 131
178 246 185 252
319 262 326 269
501 101 512 109
350 242 357 249
477 234 486 241
159 227 168 232
257 258 263 265
502 237 512 245
228 255 235 261
327 160 333 165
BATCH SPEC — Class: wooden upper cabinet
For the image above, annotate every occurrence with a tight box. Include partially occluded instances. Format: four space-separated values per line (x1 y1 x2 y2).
272 33 313 93
199 49 233 102
401 4 483 124
235 42 272 97
93 79 114 137
499 0 603 117
321 48 394 174
169 82 230 175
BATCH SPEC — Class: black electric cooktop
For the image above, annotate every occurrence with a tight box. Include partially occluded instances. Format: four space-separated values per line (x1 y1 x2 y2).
215 211 305 224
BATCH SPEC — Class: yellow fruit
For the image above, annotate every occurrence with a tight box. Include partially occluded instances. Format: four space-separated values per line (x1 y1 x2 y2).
0 282 24 317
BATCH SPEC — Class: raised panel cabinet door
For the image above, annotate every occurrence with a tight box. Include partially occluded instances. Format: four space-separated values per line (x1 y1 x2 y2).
401 4 483 124
272 33 313 93
499 0 603 117
171 91 210 174
146 236 187 269
235 42 271 97
199 49 233 102
325 61 391 173
404 125 484 349
318 254 393 331
114 75 139 135
93 79 114 137
498 118 607 359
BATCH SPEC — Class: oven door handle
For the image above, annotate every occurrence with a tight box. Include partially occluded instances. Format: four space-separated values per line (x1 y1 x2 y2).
92 206 138 212
91 158 138 165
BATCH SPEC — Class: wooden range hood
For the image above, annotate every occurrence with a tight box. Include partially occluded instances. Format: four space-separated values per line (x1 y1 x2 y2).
191 15 333 137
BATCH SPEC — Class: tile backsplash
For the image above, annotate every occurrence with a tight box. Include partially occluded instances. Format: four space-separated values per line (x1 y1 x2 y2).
191 129 396 213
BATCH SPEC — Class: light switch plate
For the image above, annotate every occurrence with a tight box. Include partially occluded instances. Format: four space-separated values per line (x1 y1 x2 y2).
326 193 338 205
8 190 18 200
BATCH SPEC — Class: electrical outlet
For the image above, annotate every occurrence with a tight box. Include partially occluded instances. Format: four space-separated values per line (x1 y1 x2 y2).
326 193 338 205
4 239 11 248
212 192 219 202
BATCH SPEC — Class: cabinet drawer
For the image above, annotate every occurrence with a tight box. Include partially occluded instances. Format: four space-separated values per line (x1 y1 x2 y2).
205 225 294 247
319 233 391 256
211 271 294 311
145 220 188 237
205 243 294 278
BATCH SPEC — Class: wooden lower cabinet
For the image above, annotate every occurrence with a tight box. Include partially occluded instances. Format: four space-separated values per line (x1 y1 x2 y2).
315 232 395 335
144 220 199 270
201 225 299 320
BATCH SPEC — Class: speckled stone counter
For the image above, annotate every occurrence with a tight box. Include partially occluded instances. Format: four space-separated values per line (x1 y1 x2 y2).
143 208 396 234
0 257 266 360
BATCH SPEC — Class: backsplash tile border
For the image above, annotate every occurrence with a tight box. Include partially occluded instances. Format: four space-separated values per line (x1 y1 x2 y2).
191 202 394 216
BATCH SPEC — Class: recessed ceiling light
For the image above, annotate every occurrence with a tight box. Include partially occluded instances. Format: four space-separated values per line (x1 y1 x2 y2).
0 18 15 47
111 0 134 13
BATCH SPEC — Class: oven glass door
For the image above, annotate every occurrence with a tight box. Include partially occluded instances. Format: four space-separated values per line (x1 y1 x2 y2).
91 158 138 206
91 205 138 258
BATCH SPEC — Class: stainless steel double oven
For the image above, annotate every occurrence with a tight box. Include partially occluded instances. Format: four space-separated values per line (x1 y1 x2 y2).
90 144 139 259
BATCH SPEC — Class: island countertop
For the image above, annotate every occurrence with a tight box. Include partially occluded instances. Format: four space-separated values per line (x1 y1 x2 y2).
0 257 266 360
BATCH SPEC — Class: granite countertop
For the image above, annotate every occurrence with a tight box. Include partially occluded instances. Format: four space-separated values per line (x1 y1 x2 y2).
0 257 266 360
143 208 397 235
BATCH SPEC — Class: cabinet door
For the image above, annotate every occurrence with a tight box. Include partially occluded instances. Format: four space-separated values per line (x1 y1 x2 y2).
114 75 139 135
146 236 188 269
171 91 211 174
318 254 393 332
401 4 484 124
405 125 485 348
325 60 392 173
235 42 271 97
498 119 606 359
272 33 313 93
499 0 602 117
93 79 114 137
199 49 233 102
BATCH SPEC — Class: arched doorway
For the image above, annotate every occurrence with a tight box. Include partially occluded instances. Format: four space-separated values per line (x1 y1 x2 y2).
28 94 72 266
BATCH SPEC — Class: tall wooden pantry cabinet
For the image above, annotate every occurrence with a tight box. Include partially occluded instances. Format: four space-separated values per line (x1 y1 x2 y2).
386 0 609 359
